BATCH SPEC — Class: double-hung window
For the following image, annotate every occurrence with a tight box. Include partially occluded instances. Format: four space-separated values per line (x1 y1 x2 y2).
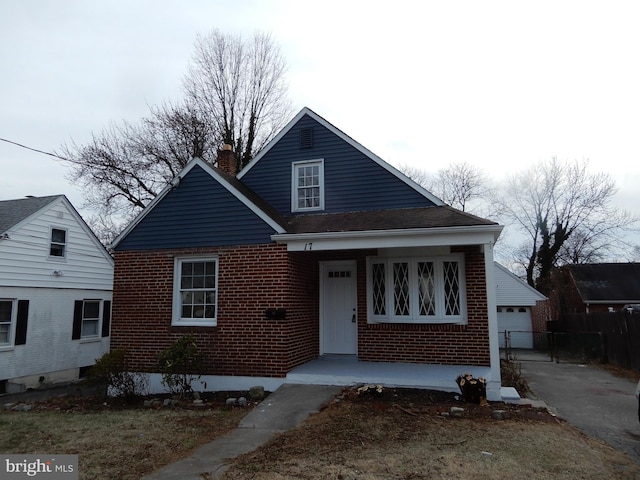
367 255 466 324
81 300 101 337
0 300 14 345
173 257 218 326
292 159 324 212
50 228 67 258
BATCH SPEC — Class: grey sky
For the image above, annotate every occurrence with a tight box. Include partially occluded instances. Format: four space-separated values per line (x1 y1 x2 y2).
2 0 639 250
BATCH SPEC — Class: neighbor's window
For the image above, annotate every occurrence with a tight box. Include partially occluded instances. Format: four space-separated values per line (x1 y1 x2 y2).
292 159 324 212
173 257 218 326
367 255 466 324
0 300 13 345
81 300 100 338
50 228 67 257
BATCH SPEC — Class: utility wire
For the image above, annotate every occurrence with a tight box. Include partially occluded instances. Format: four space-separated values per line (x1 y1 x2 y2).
0 137 69 161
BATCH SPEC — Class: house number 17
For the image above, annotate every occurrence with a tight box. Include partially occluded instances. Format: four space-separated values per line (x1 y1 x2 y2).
304 242 313 251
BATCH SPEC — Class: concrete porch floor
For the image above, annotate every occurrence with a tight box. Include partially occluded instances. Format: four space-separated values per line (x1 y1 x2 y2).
285 355 499 399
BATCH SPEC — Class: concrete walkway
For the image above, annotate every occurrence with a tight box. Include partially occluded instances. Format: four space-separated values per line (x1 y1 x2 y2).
519 355 640 465
142 384 342 480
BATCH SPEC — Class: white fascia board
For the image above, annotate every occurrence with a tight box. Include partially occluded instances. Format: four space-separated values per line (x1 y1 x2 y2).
272 225 503 252
238 107 444 206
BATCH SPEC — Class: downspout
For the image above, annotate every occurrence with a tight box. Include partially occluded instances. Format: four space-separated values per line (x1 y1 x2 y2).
483 242 502 401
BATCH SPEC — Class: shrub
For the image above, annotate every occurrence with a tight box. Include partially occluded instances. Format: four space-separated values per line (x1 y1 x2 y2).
157 335 206 397
88 349 149 398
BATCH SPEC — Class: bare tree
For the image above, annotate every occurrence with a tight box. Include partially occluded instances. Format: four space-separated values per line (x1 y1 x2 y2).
59 29 292 243
184 30 292 170
497 158 636 294
399 162 493 214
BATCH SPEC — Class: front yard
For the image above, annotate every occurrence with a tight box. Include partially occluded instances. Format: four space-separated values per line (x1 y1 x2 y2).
2 387 639 480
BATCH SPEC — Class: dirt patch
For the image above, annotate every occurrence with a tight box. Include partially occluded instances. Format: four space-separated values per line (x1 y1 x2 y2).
221 386 640 480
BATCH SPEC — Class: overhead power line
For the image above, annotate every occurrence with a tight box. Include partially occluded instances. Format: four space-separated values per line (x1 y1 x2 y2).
0 137 69 161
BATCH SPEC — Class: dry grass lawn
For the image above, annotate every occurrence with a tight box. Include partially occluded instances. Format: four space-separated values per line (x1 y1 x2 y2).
0 394 249 480
2 386 639 480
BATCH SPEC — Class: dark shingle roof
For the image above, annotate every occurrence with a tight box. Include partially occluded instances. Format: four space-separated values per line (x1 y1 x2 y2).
0 195 62 234
284 206 498 234
568 263 640 302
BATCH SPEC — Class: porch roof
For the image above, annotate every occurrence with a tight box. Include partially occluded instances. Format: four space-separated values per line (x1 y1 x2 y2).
284 206 498 234
273 206 502 251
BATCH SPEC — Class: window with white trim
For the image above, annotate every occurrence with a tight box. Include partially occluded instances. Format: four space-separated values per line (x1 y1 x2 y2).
81 300 101 337
292 159 324 212
50 228 67 258
0 300 14 345
173 257 218 326
367 255 466 324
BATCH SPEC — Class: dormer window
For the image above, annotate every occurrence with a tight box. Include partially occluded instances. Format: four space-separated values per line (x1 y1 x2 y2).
50 228 67 258
292 159 324 212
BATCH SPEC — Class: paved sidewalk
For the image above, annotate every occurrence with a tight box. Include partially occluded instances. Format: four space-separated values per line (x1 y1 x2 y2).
519 357 640 465
142 384 342 480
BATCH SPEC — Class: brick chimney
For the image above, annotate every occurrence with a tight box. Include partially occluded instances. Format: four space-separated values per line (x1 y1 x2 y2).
217 144 237 176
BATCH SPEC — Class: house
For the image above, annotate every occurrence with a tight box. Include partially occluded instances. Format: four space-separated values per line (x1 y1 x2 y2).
110 108 508 401
0 195 114 393
494 262 547 349
562 263 640 314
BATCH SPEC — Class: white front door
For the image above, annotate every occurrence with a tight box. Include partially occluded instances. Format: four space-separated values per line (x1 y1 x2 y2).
321 261 357 355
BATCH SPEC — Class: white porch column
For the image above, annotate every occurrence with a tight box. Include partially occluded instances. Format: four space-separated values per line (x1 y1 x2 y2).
483 241 502 401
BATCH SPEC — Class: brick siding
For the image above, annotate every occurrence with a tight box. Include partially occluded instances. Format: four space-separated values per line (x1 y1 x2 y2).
112 244 493 378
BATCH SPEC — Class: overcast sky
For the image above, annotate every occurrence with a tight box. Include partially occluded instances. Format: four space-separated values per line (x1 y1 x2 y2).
2 1 639 252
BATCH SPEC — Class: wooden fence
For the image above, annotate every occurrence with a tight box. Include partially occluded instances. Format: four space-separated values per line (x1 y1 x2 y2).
554 312 640 371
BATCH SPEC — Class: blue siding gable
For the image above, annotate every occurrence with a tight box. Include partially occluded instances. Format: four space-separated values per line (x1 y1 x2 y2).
114 165 278 250
240 113 437 215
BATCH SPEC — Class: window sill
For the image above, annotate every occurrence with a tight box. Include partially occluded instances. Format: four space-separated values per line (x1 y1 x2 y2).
0 345 15 352
171 320 217 328
80 337 103 344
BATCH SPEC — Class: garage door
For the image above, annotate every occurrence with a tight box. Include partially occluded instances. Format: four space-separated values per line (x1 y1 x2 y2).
497 307 533 349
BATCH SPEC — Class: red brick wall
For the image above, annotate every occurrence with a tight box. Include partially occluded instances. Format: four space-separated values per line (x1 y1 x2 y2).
112 244 317 378
113 244 493 378
531 300 550 333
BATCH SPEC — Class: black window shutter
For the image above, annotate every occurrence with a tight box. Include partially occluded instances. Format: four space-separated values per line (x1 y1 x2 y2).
15 300 29 345
72 300 83 340
101 301 111 338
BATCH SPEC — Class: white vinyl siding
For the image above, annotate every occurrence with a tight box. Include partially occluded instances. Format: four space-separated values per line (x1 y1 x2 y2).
367 255 466 324
292 159 324 212
173 257 218 326
0 198 113 290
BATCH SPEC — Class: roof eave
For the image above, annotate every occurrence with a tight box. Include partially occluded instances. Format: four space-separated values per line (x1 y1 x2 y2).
272 224 503 252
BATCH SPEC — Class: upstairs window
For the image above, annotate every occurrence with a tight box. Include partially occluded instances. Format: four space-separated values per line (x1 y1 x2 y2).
292 159 324 212
50 228 67 257
367 255 466 324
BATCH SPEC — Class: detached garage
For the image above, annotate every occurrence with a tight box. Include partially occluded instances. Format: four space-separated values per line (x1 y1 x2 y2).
495 263 547 349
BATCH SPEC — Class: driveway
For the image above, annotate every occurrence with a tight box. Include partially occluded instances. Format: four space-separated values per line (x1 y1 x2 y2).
518 353 640 465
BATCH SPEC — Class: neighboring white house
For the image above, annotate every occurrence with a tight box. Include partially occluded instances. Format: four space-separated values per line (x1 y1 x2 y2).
495 262 547 349
0 195 113 393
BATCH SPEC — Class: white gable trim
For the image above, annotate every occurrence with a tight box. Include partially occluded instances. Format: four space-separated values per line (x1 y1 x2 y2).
110 158 286 249
238 107 444 206
6 195 113 266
